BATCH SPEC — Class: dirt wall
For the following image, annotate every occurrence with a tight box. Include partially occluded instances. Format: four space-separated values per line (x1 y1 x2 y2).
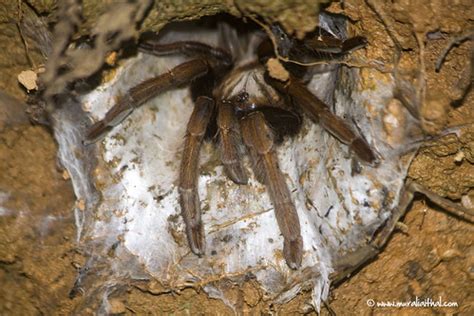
0 0 472 314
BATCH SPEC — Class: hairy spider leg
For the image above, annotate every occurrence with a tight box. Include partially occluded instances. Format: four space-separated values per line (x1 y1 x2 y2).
267 75 377 164
216 100 249 184
179 96 215 255
85 58 211 143
241 111 303 269
303 34 367 55
139 40 233 66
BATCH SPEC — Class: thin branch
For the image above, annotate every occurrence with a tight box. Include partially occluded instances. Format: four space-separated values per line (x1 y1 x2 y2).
436 30 474 72
16 0 36 68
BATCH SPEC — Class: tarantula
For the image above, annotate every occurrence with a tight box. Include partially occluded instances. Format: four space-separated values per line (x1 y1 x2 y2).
85 17 377 269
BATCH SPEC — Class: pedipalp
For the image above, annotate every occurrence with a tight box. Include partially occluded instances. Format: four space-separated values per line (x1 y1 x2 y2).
240 111 303 269
216 100 248 184
179 96 215 255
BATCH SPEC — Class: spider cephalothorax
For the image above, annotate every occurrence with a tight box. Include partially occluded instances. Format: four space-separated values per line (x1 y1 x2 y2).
85 16 377 269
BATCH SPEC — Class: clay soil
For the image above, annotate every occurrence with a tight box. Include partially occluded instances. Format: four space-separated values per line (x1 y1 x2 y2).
1 0 473 315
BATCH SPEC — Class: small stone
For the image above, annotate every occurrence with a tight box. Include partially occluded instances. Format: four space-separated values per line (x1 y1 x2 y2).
62 170 70 180
266 58 289 81
461 194 474 209
453 151 465 162
18 70 38 91
76 199 85 211
440 249 463 261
